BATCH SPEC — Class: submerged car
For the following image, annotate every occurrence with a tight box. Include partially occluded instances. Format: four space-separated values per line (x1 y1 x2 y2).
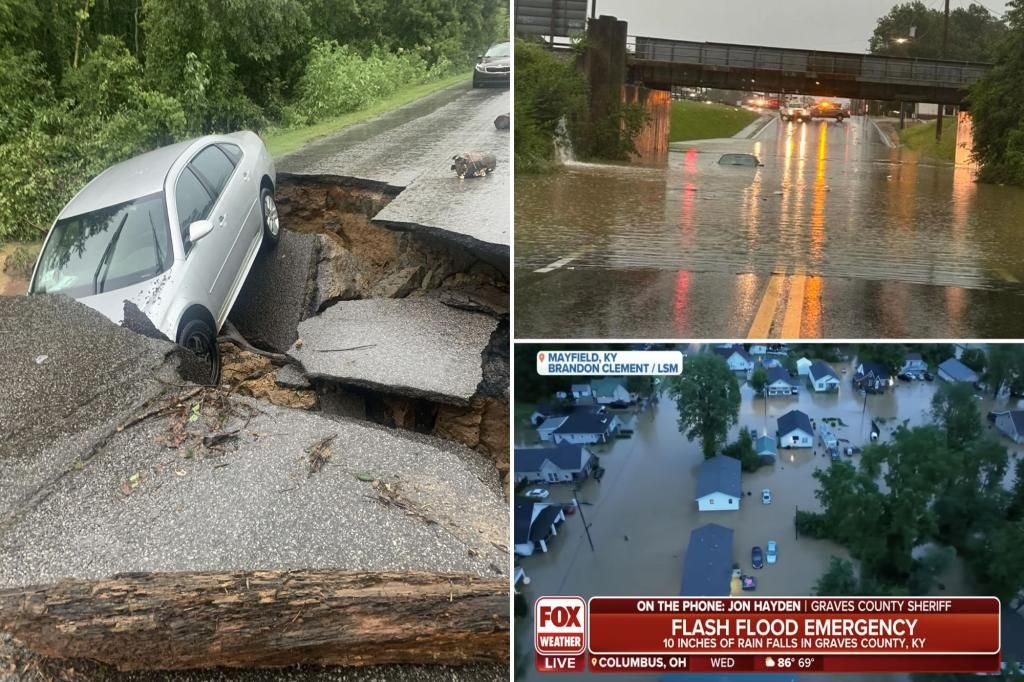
524 488 549 500
766 540 778 564
752 546 764 569
473 41 510 88
761 488 772 504
29 132 278 383
718 153 762 167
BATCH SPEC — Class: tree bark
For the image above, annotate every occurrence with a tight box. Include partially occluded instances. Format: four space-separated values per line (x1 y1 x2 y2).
0 570 508 671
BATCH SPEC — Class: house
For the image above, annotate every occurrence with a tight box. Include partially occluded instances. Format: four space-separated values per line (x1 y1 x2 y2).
590 377 632 405
513 501 565 557
765 367 800 396
570 383 592 400
514 444 595 484
749 344 768 356
695 455 742 511
680 523 734 596
854 361 890 393
536 415 568 442
777 410 814 448
755 434 777 462
938 357 979 384
551 409 621 445
994 410 1024 444
763 358 782 369
796 357 813 376
901 353 928 374
808 361 840 393
713 344 755 372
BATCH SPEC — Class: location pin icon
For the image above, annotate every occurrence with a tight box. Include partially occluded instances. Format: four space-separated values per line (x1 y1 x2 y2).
538 352 545 362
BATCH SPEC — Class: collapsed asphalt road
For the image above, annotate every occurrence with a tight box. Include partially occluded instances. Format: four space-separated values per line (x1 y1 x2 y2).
0 80 509 680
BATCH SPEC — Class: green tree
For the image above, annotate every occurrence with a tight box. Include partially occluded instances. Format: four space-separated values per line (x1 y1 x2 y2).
814 557 860 596
984 344 1024 398
857 344 906 376
960 347 987 373
666 354 741 458
1009 458 1024 522
722 427 761 472
749 366 768 395
931 381 983 450
869 1 1006 62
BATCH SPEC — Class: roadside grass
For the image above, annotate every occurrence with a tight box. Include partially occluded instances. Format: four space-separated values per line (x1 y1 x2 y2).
513 402 542 446
670 100 761 142
263 72 472 157
898 117 957 162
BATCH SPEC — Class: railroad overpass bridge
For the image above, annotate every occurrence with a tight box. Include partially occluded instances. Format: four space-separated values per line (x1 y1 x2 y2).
629 37 993 105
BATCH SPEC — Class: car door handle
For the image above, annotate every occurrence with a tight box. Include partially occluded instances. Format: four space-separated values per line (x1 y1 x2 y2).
217 215 226 225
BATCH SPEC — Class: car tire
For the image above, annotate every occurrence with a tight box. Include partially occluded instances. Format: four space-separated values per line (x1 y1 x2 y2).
178 318 220 386
472 72 481 88
260 186 280 247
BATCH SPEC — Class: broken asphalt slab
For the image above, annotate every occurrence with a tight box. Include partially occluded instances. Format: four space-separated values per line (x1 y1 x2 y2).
288 299 498 405
0 395 507 587
278 84 509 263
0 295 189 525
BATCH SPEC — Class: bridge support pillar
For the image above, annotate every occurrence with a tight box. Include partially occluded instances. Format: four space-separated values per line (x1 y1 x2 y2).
582 15 628 131
954 111 976 168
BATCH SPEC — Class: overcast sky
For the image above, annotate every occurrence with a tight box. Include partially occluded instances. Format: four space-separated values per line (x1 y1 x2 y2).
593 0 1009 52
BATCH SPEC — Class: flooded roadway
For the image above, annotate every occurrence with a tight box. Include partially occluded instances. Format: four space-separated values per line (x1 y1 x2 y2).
515 361 1024 680
515 116 1024 339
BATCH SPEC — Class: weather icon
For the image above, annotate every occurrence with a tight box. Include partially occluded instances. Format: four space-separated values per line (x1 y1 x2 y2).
765 657 776 668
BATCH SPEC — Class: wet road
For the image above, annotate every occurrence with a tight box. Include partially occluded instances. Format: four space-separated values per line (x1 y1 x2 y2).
280 82 509 262
514 363 1023 680
515 116 1024 338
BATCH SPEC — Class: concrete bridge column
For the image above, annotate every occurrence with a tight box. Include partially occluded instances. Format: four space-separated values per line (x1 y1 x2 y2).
581 15 628 127
955 111 976 168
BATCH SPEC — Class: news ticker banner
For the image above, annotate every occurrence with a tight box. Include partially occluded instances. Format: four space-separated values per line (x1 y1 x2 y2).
535 596 1002 674
536 350 684 376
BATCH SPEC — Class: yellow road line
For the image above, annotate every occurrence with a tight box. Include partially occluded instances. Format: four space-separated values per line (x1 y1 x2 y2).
747 273 786 339
780 274 807 338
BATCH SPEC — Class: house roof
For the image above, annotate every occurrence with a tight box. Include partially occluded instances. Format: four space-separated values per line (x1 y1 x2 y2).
808 360 839 382
591 377 627 398
514 444 591 474
536 415 568 433
755 435 777 454
997 410 1024 436
905 352 923 362
939 357 979 383
553 409 615 435
777 409 813 437
695 455 742 499
766 366 797 386
680 523 734 596
796 356 812 365
514 501 534 544
857 361 889 379
531 506 563 542
713 345 752 362
570 383 591 394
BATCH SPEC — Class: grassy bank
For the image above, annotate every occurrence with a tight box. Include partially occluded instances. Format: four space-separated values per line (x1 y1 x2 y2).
670 101 761 142
263 72 471 157
898 117 957 162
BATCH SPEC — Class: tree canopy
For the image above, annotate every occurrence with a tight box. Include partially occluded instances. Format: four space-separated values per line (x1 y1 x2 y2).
869 1 1006 62
666 354 741 458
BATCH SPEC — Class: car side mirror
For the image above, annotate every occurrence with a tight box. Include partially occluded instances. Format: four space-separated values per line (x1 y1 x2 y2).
478 54 483 60
189 219 214 243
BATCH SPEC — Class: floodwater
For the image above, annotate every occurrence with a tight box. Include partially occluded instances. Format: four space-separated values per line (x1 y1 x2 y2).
514 364 1024 680
515 116 1024 338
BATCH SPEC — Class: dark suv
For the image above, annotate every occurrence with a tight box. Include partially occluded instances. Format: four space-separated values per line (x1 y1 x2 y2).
473 41 510 88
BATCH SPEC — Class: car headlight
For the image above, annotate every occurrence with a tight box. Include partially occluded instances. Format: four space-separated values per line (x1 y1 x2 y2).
475 63 488 72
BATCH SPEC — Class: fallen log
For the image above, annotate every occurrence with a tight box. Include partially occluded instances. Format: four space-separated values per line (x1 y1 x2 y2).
0 570 508 671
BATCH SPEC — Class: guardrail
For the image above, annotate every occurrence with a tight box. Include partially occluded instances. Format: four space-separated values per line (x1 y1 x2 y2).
632 37 991 88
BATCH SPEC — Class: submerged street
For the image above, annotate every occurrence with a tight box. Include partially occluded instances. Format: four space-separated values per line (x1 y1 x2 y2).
515 115 1024 339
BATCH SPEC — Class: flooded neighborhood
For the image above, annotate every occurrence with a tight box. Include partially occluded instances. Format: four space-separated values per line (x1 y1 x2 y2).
514 343 1024 680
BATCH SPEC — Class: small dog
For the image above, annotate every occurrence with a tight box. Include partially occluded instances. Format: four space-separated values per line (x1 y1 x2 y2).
451 152 497 179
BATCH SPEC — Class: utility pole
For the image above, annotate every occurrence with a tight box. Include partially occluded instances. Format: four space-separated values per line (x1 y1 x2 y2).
936 0 951 142
573 486 595 552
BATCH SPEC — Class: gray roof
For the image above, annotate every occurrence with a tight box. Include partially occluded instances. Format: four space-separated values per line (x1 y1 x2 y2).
514 444 591 474
695 455 742 499
997 410 1024 436
777 409 813 437
755 435 777 454
714 344 752 362
808 360 838 382
905 352 923 362
857 361 889 379
939 357 979 383
60 138 196 217
514 501 562 545
766 366 797 386
680 523 734 596
553 409 614 435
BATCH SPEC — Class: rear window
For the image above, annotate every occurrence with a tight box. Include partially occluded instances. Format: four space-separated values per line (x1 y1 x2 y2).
190 145 235 196
718 154 759 167
31 193 172 298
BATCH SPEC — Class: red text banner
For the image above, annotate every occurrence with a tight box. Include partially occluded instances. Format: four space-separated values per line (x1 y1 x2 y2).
588 597 1000 656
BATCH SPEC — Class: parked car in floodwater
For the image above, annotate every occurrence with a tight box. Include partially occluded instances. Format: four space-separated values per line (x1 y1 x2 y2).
29 132 278 384
718 153 762 168
473 41 510 88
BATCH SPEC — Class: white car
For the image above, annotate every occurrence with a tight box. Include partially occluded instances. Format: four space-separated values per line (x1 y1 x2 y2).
761 488 772 504
766 540 778 564
30 132 279 384
524 488 549 500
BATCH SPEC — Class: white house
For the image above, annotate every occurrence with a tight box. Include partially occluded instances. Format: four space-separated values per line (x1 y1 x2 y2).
590 378 632 405
514 501 566 557
749 344 768 356
901 353 928 374
796 357 813 376
551 409 620 445
514 444 595 484
536 415 568 442
995 411 1024 444
713 344 754 372
695 455 742 512
808 361 841 392
777 410 814 448
765 367 800 396
571 383 592 399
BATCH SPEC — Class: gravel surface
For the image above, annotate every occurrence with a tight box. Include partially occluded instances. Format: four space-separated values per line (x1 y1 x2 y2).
288 299 498 405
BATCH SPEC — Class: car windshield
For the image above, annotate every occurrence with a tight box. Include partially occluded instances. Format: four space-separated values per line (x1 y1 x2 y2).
31 192 172 298
719 154 759 167
485 42 510 58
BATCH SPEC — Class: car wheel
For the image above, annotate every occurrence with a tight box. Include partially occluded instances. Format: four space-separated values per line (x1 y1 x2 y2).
178 318 220 385
472 73 481 88
261 187 280 246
